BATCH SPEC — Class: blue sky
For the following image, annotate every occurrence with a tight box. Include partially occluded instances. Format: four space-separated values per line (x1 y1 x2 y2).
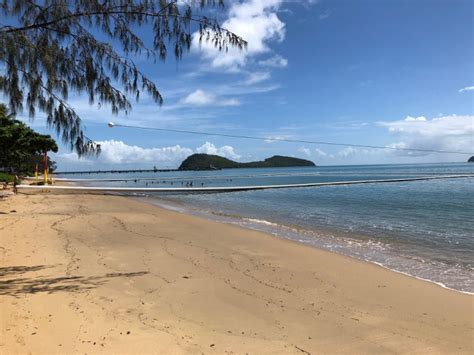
16 0 474 169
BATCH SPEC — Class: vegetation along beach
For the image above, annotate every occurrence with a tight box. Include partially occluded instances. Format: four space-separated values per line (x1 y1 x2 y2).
1 0 473 354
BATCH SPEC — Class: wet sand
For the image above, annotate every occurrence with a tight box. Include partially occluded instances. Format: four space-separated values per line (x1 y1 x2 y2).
1 193 472 354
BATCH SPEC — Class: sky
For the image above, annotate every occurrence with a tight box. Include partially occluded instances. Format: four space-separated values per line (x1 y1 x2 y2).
13 0 474 169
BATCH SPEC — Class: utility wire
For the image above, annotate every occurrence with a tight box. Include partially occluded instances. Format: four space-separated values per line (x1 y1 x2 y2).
110 123 474 155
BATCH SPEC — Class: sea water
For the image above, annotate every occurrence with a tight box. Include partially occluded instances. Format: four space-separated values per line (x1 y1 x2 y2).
62 163 474 293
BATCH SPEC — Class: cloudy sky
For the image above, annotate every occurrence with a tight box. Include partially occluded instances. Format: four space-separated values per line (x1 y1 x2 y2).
16 0 474 169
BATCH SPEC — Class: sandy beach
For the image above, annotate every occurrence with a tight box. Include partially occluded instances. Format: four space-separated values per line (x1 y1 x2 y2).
0 192 472 354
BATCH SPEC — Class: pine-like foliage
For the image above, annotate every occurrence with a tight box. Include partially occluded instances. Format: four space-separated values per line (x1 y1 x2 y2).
0 1 246 156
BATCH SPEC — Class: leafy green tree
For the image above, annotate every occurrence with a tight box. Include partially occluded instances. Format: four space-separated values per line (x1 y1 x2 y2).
0 104 58 173
17 154 57 175
0 1 246 156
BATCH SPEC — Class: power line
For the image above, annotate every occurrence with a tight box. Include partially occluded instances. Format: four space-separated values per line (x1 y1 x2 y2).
108 122 474 155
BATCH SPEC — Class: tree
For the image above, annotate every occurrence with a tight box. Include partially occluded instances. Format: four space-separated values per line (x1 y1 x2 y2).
28 154 57 173
0 1 245 156
0 104 58 173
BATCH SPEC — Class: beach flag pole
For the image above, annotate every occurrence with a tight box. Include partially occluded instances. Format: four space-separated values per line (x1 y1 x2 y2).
43 151 48 185
34 163 38 184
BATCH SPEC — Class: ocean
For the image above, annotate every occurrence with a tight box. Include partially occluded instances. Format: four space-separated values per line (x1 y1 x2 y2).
61 163 474 293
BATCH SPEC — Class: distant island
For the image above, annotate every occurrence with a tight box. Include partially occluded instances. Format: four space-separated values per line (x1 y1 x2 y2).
469 156 474 163
179 154 316 170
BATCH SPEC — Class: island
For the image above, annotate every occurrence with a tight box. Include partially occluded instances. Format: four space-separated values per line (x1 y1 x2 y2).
468 156 474 163
179 154 316 170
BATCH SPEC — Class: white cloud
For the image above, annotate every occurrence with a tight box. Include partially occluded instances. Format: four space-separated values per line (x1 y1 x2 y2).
459 86 474 93
258 54 288 68
380 115 472 136
378 114 474 156
337 146 358 157
245 71 271 85
403 116 427 122
181 89 240 107
318 9 332 20
182 89 214 106
56 140 241 168
196 141 241 160
384 142 428 157
298 147 311 157
58 140 193 166
220 98 241 106
314 148 328 157
335 147 379 158
264 134 292 143
193 0 285 71
298 147 328 157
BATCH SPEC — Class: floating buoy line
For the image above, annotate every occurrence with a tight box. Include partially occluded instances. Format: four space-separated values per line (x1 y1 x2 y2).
17 174 474 195
22 171 474 183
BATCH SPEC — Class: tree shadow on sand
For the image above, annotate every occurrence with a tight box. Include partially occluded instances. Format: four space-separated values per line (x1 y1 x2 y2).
0 266 148 298
0 265 53 277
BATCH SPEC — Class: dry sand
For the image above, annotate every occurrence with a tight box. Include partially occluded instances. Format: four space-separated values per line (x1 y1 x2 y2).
0 193 473 354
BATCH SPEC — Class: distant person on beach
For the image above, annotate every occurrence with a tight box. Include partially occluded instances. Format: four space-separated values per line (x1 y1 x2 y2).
13 175 19 193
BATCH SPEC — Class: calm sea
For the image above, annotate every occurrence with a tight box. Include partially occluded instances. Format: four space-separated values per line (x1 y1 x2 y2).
62 163 474 293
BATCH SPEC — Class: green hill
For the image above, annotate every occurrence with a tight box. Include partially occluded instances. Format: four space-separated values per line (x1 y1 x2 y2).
179 154 316 170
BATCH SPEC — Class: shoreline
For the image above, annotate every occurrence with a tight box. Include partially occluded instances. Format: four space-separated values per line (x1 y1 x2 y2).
139 195 474 295
1 192 473 353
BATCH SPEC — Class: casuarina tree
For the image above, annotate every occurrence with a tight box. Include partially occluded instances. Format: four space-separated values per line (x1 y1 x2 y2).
0 1 246 156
